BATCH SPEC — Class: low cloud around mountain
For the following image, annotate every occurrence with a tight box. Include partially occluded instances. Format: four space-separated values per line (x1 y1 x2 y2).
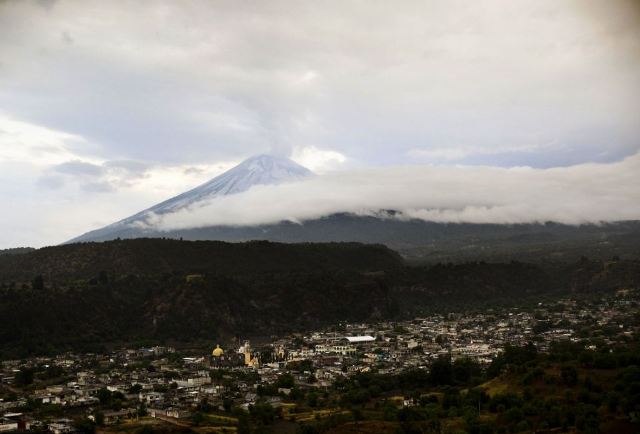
140 152 640 231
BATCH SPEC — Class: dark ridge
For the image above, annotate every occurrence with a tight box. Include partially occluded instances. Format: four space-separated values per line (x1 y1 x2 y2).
69 214 640 263
0 238 403 282
0 247 35 256
0 239 638 358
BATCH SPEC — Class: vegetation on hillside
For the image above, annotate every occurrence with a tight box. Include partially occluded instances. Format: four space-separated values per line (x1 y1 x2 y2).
0 239 638 358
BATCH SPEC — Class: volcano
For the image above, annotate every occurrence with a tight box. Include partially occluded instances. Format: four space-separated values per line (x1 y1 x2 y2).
68 154 313 243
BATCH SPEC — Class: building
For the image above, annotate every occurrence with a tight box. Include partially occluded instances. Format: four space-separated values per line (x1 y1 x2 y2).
209 345 244 368
239 341 260 367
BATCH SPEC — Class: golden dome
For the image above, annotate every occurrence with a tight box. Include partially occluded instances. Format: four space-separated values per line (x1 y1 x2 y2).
212 345 224 357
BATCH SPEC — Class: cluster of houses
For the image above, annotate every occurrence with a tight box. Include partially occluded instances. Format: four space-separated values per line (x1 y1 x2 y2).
0 289 637 431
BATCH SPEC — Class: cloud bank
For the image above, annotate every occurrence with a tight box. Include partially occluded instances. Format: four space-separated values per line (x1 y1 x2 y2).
1 0 640 167
138 153 640 231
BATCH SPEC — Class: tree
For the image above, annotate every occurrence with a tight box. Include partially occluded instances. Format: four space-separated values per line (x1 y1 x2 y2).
307 392 319 407
233 407 251 434
307 374 317 384
276 373 295 388
73 418 96 434
14 367 35 387
453 358 481 385
191 412 205 426
31 275 44 290
430 356 453 386
128 383 143 394
97 388 112 405
560 366 578 386
250 402 276 425
487 343 537 378
223 398 233 413
93 412 105 427
138 402 147 417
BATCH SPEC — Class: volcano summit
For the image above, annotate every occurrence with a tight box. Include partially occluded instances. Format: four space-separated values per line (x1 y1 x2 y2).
68 155 313 243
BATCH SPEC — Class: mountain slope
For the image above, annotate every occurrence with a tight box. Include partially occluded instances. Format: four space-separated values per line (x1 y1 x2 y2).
0 238 402 282
1 239 639 357
72 212 640 262
68 154 312 243
66 155 640 263
0 239 403 356
142 154 312 214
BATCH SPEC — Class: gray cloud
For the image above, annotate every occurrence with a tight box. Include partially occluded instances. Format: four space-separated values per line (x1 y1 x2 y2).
102 160 151 186
183 166 206 176
36 173 66 190
60 31 73 45
139 152 640 231
54 160 103 176
42 159 152 191
80 181 115 193
0 0 639 166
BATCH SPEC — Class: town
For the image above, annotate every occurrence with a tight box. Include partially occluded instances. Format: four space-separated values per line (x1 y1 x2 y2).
1 289 638 433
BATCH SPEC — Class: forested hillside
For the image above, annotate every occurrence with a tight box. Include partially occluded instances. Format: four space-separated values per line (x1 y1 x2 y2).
0 238 402 281
0 239 638 358
66 215 640 263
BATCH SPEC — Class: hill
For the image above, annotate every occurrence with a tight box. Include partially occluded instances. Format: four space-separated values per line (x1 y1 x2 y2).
70 212 640 263
0 239 639 358
0 247 35 256
0 240 402 357
64 155 640 263
0 238 402 282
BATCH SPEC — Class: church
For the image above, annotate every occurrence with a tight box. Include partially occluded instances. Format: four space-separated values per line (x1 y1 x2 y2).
209 341 259 368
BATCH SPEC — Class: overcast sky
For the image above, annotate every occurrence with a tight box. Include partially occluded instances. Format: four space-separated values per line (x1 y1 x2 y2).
1 0 639 248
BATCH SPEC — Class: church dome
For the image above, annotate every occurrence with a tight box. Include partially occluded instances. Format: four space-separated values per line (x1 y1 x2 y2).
212 345 224 357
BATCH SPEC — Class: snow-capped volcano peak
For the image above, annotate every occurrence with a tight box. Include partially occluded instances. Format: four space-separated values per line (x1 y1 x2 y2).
218 154 314 195
67 154 313 243
135 154 313 215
